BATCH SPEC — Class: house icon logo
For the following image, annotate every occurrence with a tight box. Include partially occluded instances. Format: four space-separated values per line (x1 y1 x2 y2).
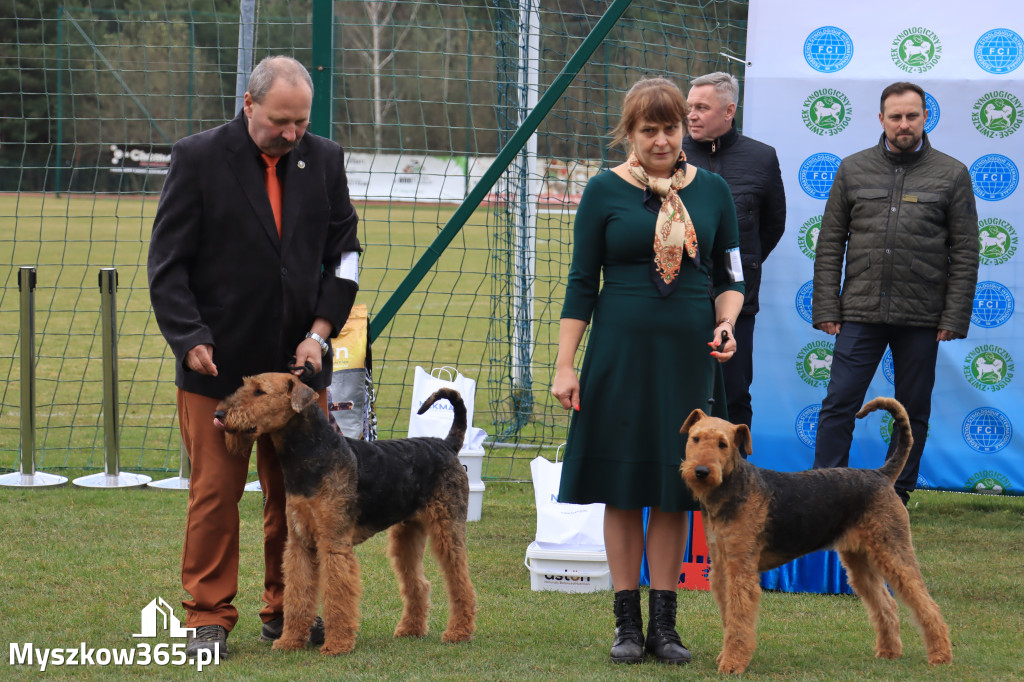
133 597 194 639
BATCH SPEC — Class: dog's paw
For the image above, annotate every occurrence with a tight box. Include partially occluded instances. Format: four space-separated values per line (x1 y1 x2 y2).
320 639 355 656
394 624 428 639
928 650 953 665
717 651 750 675
717 660 750 674
875 642 902 660
272 638 307 652
440 628 474 644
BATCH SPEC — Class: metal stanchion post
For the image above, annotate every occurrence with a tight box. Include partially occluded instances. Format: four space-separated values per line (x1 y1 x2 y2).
0 267 67 488
74 268 151 488
148 438 191 490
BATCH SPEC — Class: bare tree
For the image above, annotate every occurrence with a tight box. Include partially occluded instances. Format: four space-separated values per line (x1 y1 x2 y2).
345 0 426 150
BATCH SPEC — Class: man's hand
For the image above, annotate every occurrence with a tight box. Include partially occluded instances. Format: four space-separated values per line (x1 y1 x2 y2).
185 344 218 376
937 329 959 342
291 338 323 377
818 322 842 336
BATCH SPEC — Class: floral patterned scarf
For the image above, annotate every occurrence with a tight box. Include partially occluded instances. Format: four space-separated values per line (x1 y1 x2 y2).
628 150 699 296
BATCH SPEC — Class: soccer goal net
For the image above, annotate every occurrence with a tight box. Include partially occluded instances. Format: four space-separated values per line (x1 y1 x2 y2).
0 0 747 481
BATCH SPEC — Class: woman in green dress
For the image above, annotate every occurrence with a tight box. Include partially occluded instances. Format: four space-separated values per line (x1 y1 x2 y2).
551 78 744 665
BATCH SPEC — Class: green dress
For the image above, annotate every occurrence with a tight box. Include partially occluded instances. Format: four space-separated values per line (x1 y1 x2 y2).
558 168 743 512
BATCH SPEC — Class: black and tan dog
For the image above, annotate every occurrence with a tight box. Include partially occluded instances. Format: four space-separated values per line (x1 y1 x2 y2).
214 372 476 655
680 397 951 674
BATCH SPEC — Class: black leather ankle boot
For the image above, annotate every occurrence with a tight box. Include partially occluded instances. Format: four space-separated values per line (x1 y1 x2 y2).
610 589 644 663
645 589 691 664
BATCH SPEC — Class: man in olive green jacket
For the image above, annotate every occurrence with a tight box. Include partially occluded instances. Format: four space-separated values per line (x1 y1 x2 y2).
812 81 979 504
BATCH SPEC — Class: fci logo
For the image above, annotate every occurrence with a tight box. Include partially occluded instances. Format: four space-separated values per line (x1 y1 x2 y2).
974 29 1024 74
970 155 1019 202
798 153 841 200
794 404 821 449
961 407 1013 454
803 26 854 73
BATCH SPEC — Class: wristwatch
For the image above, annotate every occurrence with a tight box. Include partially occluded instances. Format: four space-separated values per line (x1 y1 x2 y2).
305 331 330 357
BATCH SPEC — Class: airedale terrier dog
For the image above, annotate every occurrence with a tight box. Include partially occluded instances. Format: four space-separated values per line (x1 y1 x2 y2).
213 372 476 655
679 397 951 674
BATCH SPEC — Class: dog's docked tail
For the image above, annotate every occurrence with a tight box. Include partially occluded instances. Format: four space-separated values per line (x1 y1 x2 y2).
855 397 913 483
416 388 468 452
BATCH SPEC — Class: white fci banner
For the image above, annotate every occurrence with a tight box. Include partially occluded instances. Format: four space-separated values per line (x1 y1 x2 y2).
743 0 1022 495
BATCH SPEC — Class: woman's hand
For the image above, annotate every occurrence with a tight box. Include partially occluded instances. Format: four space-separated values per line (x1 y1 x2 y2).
708 323 736 363
551 366 582 411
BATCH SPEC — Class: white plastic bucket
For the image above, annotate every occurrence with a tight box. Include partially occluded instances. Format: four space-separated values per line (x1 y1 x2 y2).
524 541 611 592
459 444 484 484
467 481 485 522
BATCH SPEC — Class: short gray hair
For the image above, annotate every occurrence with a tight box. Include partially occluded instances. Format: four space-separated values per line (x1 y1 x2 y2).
690 72 739 106
247 56 313 103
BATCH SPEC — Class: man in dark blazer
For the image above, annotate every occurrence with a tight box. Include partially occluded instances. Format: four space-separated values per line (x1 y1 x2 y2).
148 56 360 658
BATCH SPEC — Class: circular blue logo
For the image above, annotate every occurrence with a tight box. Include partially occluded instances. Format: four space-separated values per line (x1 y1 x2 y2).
972 281 1015 328
970 154 1019 201
795 404 821 449
795 280 815 324
882 349 895 385
962 407 1013 453
924 91 940 134
799 153 841 199
975 29 1024 74
804 26 854 73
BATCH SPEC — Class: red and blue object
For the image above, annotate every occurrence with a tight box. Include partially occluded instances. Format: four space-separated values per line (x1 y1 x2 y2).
640 509 853 595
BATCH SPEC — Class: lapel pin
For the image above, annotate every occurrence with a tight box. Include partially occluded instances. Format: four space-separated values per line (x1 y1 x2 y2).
297 160 306 169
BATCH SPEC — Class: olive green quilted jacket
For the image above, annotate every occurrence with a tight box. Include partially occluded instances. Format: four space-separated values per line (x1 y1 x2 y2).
812 133 979 338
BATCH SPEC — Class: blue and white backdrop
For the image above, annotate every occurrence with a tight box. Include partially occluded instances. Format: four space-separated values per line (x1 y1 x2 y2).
742 0 1022 496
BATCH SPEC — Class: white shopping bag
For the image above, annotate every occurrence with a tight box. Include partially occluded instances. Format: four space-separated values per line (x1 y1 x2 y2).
407 366 476 438
530 454 605 551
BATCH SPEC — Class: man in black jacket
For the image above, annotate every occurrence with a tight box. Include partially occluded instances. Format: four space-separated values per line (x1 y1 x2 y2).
148 56 360 658
683 72 786 429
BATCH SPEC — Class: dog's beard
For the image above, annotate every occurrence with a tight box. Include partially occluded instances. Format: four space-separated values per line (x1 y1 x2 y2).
224 431 257 457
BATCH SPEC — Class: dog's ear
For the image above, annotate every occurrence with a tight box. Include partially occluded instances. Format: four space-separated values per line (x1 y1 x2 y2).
733 424 752 457
680 409 707 435
289 377 319 413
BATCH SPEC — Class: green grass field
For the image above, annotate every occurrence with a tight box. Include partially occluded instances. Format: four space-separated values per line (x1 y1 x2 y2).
0 192 575 481
1 483 1022 680
3 195 1023 680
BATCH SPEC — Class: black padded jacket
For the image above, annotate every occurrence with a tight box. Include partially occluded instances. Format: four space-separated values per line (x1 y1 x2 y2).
682 122 787 316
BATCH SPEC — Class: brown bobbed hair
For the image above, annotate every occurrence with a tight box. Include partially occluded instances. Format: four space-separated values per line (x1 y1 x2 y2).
609 77 690 149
